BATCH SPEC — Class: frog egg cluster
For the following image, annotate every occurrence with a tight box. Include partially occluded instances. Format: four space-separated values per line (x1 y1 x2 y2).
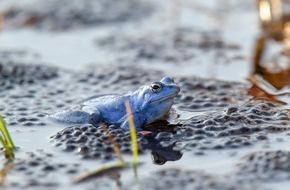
137 168 257 190
74 65 163 93
3 0 153 30
175 77 250 111
96 27 242 64
237 150 290 180
7 151 81 188
0 61 58 92
0 62 62 127
156 101 290 154
50 124 147 159
183 101 289 136
135 151 290 190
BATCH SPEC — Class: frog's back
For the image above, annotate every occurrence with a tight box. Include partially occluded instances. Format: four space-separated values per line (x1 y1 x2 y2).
82 95 125 112
81 94 128 125
50 94 127 126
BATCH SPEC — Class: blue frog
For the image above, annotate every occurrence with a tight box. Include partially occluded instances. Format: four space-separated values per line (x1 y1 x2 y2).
50 76 180 131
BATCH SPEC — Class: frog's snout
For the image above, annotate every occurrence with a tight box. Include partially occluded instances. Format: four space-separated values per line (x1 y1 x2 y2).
169 85 180 95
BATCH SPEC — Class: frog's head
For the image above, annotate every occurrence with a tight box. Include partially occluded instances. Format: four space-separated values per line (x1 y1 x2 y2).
135 76 180 117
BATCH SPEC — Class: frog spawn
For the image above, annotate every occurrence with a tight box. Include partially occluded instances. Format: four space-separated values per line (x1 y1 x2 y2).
158 101 290 154
5 151 82 188
129 150 290 190
174 77 250 111
135 168 260 190
50 124 147 159
237 150 290 180
0 61 58 92
96 27 242 64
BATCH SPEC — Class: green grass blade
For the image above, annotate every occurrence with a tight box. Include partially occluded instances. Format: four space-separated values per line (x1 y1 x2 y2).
0 136 8 150
0 115 15 150
0 136 14 160
125 101 139 178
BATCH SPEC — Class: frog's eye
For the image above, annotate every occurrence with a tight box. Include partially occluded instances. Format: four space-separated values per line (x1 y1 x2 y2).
150 82 163 93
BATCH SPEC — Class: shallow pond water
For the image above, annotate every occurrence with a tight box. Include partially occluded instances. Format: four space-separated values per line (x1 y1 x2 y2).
0 0 290 190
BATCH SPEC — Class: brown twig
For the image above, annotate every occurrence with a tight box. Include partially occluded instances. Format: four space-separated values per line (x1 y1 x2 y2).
100 124 124 163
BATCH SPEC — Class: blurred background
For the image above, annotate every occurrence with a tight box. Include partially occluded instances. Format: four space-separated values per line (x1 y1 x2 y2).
0 0 289 88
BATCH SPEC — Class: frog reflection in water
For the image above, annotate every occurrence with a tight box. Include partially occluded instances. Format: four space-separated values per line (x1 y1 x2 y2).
50 77 180 131
143 133 183 165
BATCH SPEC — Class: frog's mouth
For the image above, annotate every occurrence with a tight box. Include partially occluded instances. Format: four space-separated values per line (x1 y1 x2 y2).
149 94 177 103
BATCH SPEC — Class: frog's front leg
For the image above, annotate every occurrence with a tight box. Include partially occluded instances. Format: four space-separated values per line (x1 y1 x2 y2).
79 105 101 126
120 114 144 131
